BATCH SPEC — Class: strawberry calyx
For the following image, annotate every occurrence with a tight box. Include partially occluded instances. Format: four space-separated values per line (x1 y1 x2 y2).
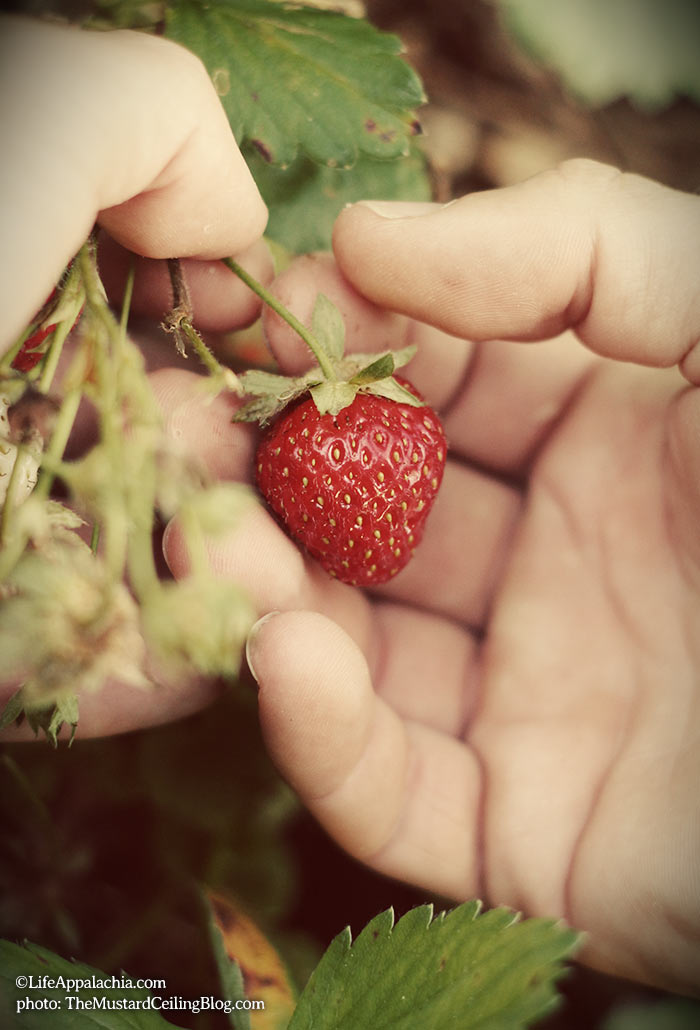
224 258 423 424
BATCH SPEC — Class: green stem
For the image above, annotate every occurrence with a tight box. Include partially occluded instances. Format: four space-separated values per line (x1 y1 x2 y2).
223 257 337 381
164 259 240 389
33 388 81 502
117 260 161 602
182 319 238 384
37 293 84 394
0 441 35 544
0 323 33 375
119 258 135 338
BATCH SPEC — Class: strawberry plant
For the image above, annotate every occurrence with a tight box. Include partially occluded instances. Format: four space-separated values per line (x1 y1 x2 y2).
0 2 588 1027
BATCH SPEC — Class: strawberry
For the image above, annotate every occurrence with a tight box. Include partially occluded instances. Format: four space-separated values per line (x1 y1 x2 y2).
12 321 57 373
223 264 447 587
11 265 84 374
255 378 445 585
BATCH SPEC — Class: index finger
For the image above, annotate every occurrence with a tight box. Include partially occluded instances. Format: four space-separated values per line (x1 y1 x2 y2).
0 17 267 351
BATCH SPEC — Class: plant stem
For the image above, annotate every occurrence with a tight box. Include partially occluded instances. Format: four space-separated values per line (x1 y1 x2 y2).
223 257 337 381
0 442 34 544
164 259 240 390
33 388 81 502
37 295 83 395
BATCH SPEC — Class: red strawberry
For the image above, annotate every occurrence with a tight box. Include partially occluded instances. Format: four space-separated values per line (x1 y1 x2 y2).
255 379 446 586
12 322 57 372
11 267 84 373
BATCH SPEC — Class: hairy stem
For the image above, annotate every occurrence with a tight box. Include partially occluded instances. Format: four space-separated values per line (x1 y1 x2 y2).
223 257 337 381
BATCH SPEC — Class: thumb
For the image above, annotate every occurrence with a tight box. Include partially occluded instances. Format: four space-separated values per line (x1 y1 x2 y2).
245 610 480 899
332 159 700 383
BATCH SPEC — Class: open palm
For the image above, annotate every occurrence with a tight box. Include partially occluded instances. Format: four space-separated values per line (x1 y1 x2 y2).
164 162 700 994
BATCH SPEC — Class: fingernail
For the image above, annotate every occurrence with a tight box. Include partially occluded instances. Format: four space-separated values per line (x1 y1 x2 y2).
245 610 280 685
352 200 438 219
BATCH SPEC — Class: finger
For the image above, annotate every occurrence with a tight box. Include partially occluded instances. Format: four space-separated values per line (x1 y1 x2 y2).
247 610 482 899
333 159 700 381
163 500 376 656
261 251 413 375
441 330 599 475
264 252 474 410
97 235 275 332
372 603 479 736
0 17 267 352
262 253 601 477
376 460 521 628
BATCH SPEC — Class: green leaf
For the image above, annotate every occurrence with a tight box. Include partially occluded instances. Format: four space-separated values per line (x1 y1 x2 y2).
311 294 345 364
165 0 425 167
0 940 176 1029
288 902 581 1030
349 353 396 386
23 694 80 747
338 345 416 380
365 377 423 407
309 380 358 416
0 688 25 731
247 146 431 252
500 0 700 110
235 369 322 424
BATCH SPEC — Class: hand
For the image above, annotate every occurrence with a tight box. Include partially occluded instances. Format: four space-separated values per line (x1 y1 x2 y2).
164 160 700 994
0 16 270 734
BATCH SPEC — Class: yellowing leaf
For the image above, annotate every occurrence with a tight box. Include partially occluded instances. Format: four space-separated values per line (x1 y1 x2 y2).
208 890 297 1030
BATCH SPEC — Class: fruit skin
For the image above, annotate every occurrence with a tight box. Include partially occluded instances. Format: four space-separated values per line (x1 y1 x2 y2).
255 380 446 586
11 322 57 372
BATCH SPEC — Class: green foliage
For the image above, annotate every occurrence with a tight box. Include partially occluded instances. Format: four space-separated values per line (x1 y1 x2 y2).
165 0 425 168
500 0 700 109
0 940 175 1029
88 0 432 249
288 902 582 1030
1 901 582 1030
245 145 431 253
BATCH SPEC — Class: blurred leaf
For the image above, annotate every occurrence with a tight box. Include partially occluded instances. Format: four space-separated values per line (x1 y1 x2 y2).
207 890 297 1030
206 895 251 1030
288 902 581 1030
0 940 175 1029
247 146 431 252
165 0 425 167
500 0 700 109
